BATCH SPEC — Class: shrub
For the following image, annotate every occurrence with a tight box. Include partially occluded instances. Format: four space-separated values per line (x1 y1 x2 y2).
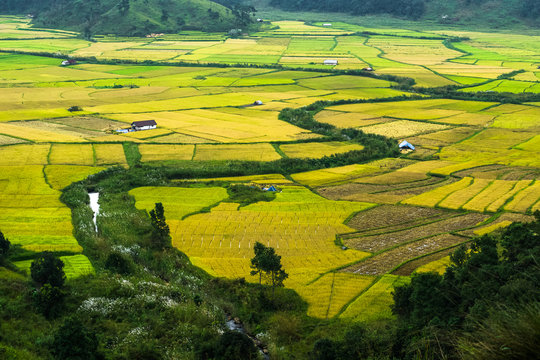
30 252 66 288
51 317 99 359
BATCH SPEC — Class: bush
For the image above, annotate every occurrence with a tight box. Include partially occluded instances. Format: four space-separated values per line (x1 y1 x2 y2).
51 317 100 359
104 252 133 275
32 283 65 318
30 252 66 287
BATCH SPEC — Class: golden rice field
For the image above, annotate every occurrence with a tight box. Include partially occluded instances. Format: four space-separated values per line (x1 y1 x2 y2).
279 141 364 159
131 186 375 317
0 16 538 318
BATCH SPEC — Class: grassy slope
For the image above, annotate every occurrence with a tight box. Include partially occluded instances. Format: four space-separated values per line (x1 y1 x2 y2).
251 0 538 30
32 0 237 36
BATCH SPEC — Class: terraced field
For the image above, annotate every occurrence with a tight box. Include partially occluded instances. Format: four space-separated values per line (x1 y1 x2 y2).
0 16 538 321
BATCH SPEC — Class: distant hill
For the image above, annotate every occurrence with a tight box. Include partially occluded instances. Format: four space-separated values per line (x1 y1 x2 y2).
0 0 255 36
267 0 540 28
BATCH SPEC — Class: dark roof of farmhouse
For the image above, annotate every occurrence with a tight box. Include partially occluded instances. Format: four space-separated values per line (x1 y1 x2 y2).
132 120 157 127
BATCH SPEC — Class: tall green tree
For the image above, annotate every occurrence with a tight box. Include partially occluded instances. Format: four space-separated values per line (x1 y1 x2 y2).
250 241 266 284
149 202 171 249
0 230 10 259
30 252 67 317
30 251 66 288
250 242 288 294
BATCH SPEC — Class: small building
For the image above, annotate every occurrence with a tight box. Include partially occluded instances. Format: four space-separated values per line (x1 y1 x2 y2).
257 18 264 22
263 185 278 192
61 59 77 66
323 59 338 66
362 67 374 71
254 100 263 105
131 120 157 131
322 23 332 27
399 140 415 151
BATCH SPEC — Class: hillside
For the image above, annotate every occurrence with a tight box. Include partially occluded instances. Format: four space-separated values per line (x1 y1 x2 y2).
0 0 249 36
266 0 540 28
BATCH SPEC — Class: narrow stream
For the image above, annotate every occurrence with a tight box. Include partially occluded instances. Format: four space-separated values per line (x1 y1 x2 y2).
226 317 269 359
88 192 100 232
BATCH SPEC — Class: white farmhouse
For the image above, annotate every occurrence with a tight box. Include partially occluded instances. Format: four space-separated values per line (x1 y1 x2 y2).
131 120 157 131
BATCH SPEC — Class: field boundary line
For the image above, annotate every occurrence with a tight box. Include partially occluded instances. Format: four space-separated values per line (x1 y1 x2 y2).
324 272 337 319
502 179 536 213
389 240 469 275
434 177 473 207
191 144 197 161
334 275 381 318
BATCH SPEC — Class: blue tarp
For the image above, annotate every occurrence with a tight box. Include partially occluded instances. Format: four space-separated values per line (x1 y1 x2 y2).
399 140 415 150
265 186 278 192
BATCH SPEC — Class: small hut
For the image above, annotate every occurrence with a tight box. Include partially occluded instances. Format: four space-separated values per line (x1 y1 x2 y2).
323 59 338 66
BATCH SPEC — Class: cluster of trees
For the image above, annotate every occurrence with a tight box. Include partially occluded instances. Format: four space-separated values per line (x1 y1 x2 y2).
391 212 540 359
250 242 288 294
270 0 426 19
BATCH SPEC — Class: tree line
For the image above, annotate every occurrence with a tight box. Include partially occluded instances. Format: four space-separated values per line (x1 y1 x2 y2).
269 0 426 19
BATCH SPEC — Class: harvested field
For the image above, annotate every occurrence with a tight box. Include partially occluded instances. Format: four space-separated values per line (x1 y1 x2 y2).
345 234 466 275
392 247 457 276
346 205 452 233
0 134 27 145
49 116 126 131
460 213 535 237
320 177 459 204
292 158 412 187
360 120 450 139
344 213 488 252
356 160 453 185
409 127 478 147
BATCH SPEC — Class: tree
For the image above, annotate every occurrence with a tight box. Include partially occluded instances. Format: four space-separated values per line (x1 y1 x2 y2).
149 202 171 249
33 283 65 318
119 0 130 15
0 230 10 258
104 252 132 275
250 242 288 295
250 241 266 284
30 251 66 288
51 317 99 360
